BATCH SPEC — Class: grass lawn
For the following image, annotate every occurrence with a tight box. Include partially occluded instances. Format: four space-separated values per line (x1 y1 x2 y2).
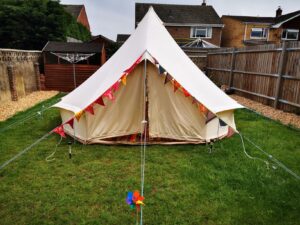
0 94 299 225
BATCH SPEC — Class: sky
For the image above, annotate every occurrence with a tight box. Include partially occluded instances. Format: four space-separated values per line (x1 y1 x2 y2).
60 0 300 41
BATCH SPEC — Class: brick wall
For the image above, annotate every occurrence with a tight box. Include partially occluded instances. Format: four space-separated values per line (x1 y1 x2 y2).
77 6 90 31
166 26 222 46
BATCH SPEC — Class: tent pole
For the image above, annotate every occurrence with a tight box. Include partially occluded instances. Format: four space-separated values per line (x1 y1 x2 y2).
140 58 147 225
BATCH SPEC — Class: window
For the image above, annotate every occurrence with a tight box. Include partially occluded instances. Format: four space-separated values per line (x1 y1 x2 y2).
191 27 212 38
282 29 299 40
250 28 269 39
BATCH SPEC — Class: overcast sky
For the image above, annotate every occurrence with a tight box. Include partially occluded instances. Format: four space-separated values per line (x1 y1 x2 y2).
60 0 300 41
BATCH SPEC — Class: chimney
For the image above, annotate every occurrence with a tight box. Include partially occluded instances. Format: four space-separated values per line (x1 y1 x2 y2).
202 0 206 6
276 6 282 17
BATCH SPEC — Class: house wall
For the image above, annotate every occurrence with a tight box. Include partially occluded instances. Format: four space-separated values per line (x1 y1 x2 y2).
221 17 283 47
77 6 90 31
166 26 222 46
282 16 300 41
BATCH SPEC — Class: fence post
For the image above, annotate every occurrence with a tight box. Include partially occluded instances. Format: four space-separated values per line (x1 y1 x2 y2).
274 41 287 109
34 62 41 91
7 65 18 101
228 47 236 89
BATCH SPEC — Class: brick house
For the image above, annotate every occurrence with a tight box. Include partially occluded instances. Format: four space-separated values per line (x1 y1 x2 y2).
135 1 224 47
221 8 300 47
63 4 91 31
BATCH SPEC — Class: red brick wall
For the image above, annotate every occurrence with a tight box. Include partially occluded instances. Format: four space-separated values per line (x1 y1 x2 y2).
77 6 90 31
166 26 222 46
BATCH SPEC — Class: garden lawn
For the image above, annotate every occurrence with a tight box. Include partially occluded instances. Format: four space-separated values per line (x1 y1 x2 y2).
0 94 299 225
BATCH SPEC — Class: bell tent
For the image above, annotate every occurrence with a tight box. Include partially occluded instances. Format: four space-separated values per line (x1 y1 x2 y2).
53 7 243 144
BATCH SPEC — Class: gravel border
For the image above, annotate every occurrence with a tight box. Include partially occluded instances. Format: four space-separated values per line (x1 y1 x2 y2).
0 91 59 121
231 95 300 129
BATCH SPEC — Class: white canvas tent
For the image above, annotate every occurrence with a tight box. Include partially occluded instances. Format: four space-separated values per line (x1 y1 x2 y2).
54 7 243 144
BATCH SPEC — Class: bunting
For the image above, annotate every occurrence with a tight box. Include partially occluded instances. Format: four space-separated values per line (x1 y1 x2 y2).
121 75 127 85
192 97 197 105
199 104 208 115
182 88 191 97
219 119 227 127
173 80 181 92
65 118 74 129
227 127 235 137
75 110 84 121
111 81 120 92
53 125 66 138
124 55 143 74
205 111 216 124
95 96 105 106
158 65 166 75
103 89 115 101
85 105 94 115
164 74 172 85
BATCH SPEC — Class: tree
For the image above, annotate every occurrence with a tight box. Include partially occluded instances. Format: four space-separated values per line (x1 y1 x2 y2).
0 0 91 50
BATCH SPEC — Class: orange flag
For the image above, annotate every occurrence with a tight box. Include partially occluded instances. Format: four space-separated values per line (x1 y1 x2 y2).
173 80 181 92
75 110 84 121
199 104 208 115
121 75 127 85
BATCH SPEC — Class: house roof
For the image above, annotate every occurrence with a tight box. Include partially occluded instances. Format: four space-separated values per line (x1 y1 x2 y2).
42 41 103 53
222 15 274 24
90 35 115 44
116 34 130 43
273 10 300 27
63 4 83 18
135 3 223 25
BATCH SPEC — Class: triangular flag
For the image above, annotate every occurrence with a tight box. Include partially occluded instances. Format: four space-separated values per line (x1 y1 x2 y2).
53 125 66 138
205 111 216 124
75 110 84 121
199 104 208 115
103 89 115 101
111 81 120 92
182 88 191 97
164 74 172 85
124 55 143 74
129 133 137 143
173 80 181 92
85 105 94 115
65 118 74 128
95 96 105 106
192 97 197 105
219 119 227 127
158 65 166 75
121 75 127 85
227 127 235 137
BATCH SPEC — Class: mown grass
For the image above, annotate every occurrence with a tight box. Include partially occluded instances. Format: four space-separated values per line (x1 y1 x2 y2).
0 94 299 225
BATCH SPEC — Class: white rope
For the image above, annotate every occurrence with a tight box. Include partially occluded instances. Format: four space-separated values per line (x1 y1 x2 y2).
241 134 300 181
238 133 270 169
0 98 60 134
140 58 147 225
0 132 51 170
45 136 63 162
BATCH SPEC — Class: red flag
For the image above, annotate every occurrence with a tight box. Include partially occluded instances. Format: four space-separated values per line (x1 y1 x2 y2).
192 97 197 105
95 96 105 106
65 118 74 128
227 127 235 138
199 104 208 115
85 105 94 115
111 81 120 92
173 80 181 92
124 55 143 74
53 125 66 138
182 88 191 97
103 89 115 101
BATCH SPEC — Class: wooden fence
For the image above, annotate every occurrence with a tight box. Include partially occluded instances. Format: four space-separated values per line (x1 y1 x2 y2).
206 41 300 113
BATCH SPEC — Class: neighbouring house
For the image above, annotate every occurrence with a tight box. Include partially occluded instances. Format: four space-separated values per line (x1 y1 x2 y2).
42 41 105 92
135 1 224 47
221 7 300 47
116 34 130 45
90 35 115 46
63 4 91 31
